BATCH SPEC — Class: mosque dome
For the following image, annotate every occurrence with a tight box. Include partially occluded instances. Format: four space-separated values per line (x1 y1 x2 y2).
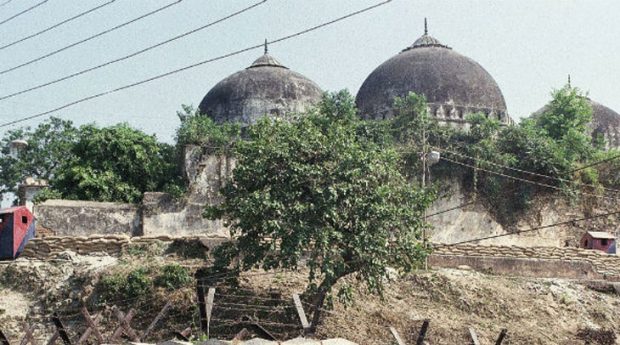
589 101 620 149
355 20 510 125
199 41 323 126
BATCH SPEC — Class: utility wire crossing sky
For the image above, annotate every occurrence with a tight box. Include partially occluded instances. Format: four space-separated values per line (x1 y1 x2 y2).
0 0 617 143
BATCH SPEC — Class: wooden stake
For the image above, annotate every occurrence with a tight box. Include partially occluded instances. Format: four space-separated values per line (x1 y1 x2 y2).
292 294 310 332
51 315 71 345
495 329 508 345
77 308 103 345
389 327 406 345
196 282 208 334
416 319 430 345
44 333 58 345
110 308 139 343
0 330 10 345
206 288 215 338
19 323 36 345
173 327 191 342
141 301 172 342
468 327 480 345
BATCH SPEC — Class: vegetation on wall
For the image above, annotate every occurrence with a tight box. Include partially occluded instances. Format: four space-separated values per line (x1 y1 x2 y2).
390 84 605 224
176 105 240 154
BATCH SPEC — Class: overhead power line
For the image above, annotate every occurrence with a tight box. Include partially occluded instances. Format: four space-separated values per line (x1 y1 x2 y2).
0 0 118 51
0 0 13 9
449 208 620 245
0 0 267 102
0 0 392 128
0 0 183 76
0 0 48 27
436 146 620 195
440 155 618 201
571 153 620 172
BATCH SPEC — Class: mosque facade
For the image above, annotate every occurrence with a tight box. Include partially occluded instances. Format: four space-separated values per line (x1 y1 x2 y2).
197 22 620 148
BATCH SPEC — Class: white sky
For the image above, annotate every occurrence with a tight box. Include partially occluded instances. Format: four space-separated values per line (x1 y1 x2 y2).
0 0 618 143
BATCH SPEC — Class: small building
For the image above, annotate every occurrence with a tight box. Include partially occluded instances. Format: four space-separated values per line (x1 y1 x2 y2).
580 231 616 254
0 206 36 260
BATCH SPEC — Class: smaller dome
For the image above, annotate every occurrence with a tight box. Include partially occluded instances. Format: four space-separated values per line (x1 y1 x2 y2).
590 101 620 149
198 41 323 126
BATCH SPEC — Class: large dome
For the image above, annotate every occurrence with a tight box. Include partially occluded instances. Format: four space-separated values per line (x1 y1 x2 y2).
356 22 510 125
199 43 323 126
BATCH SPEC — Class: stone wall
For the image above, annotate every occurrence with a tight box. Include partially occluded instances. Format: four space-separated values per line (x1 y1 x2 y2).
426 175 619 247
34 200 141 236
431 244 620 281
141 148 234 237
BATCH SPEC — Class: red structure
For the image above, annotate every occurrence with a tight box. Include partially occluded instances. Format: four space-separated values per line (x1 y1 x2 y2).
580 231 616 254
0 206 36 260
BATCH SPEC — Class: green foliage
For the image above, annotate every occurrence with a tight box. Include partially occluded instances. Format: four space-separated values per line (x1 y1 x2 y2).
154 264 192 290
0 117 78 202
177 105 240 153
53 123 182 203
99 267 152 302
206 92 435 324
387 86 604 224
0 118 184 204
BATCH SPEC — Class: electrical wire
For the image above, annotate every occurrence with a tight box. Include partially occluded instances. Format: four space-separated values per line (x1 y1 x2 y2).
0 0 118 51
448 208 620 245
440 155 619 202
571 152 620 172
435 146 620 195
0 0 392 128
0 0 13 8
0 0 183 76
0 0 48 27
0 0 267 101
426 201 475 218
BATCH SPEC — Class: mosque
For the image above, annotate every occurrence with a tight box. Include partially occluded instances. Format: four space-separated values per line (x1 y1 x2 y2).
197 20 620 148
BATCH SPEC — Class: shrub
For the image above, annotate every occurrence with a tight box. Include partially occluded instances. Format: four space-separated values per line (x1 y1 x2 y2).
155 264 192 290
99 267 152 302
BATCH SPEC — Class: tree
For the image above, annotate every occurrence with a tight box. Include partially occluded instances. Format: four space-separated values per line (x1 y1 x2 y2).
53 123 181 203
534 84 595 163
206 92 434 329
0 118 182 204
0 117 78 202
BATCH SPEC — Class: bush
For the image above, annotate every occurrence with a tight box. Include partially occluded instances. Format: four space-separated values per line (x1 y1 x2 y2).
155 264 192 290
99 267 152 302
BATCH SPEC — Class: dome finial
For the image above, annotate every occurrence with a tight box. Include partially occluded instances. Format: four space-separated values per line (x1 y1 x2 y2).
264 39 268 55
424 18 428 35
567 74 571 87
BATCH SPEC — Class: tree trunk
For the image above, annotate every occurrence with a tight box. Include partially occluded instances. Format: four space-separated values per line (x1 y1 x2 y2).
309 283 330 334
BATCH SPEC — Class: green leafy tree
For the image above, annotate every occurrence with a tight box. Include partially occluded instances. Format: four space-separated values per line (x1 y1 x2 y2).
534 85 595 163
53 123 181 203
0 117 78 202
206 92 435 330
